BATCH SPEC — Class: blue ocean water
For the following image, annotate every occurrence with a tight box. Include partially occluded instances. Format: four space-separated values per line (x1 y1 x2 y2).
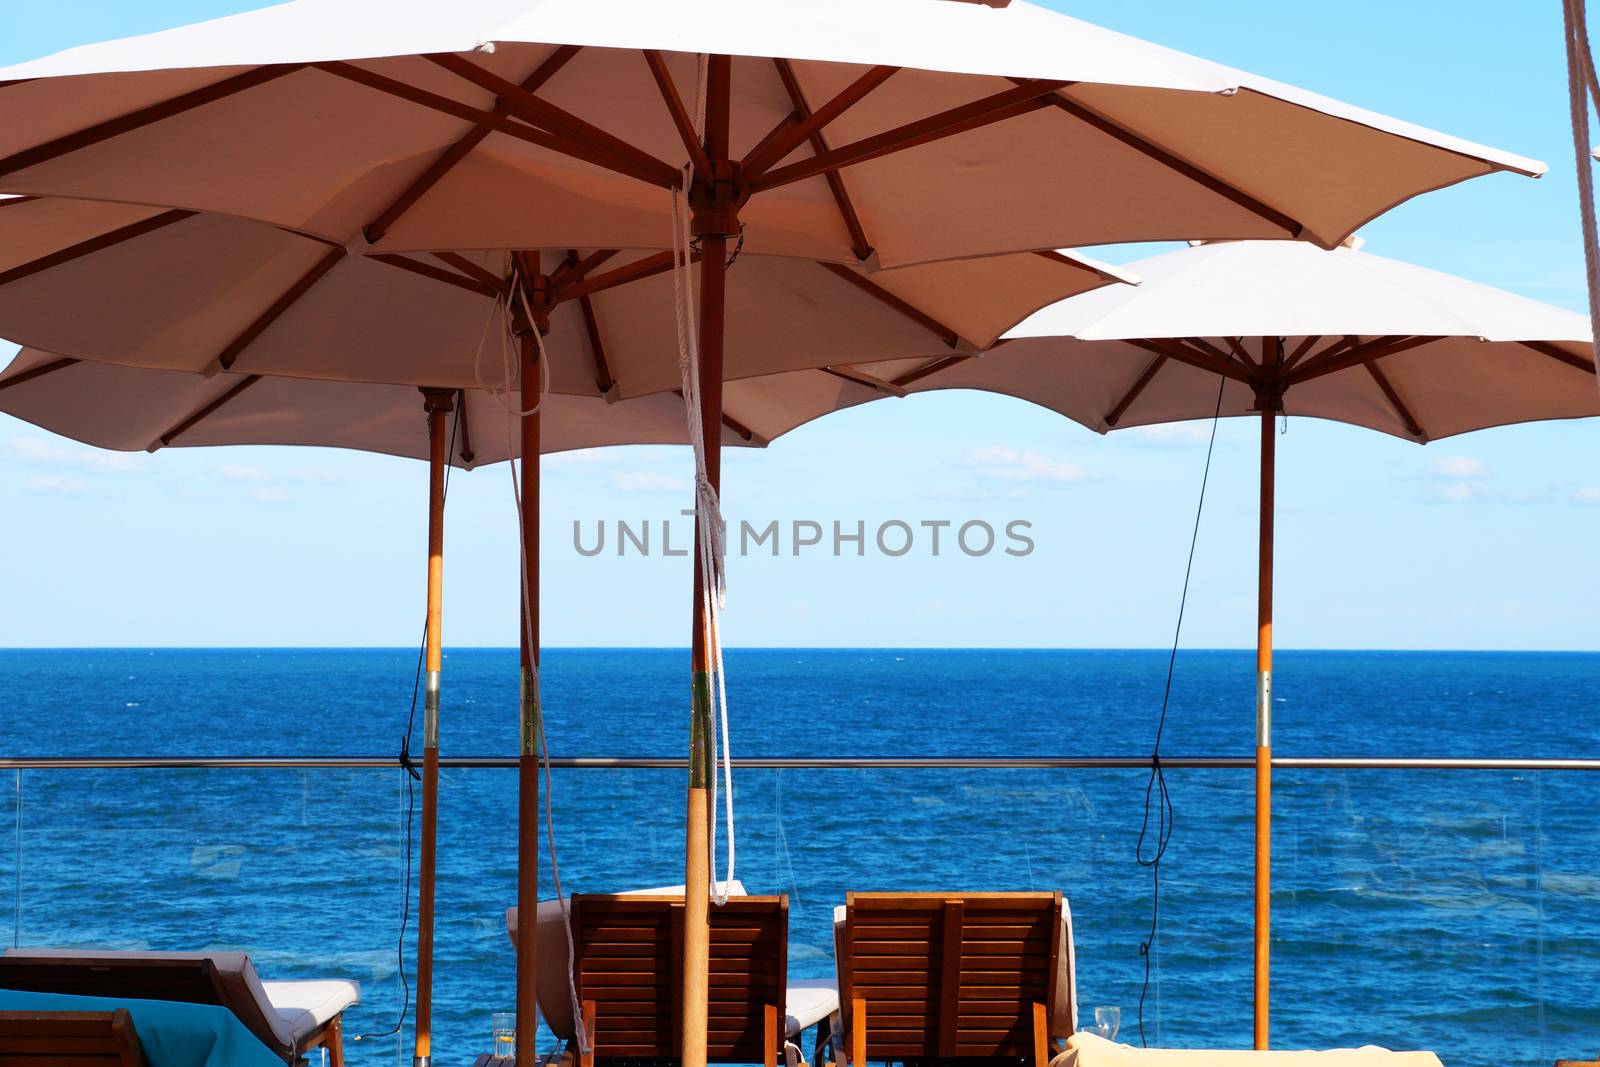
1 648 1596 1066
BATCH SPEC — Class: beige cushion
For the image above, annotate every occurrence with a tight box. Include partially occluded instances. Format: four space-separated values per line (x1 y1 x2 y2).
259 979 361 1043
506 881 747 1040
1061 1034 1446 1067
832 895 1080 1037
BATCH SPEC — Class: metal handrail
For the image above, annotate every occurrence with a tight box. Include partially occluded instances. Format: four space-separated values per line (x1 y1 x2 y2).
1 755 1598 770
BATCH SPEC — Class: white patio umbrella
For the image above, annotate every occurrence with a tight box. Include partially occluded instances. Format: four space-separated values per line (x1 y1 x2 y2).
0 2 1544 1057
0 188 1132 1067
856 238 1599 1046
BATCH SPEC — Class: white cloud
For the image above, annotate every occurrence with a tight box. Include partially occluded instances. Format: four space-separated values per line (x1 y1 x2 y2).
610 471 689 493
1573 487 1600 504
1427 455 1489 479
548 448 623 468
1429 481 1479 502
1128 422 1215 446
967 445 1084 484
291 466 339 484
248 486 291 503
214 464 270 482
24 474 89 494
12 436 147 473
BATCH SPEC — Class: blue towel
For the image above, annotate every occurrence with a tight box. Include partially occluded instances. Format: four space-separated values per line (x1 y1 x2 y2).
0 988 283 1067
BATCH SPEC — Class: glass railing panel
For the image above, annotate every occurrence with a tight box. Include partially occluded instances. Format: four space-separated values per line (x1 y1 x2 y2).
1273 768 1600 1067
9 766 414 1063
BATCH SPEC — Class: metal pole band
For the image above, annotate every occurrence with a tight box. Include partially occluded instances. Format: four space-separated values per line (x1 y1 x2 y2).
519 668 541 758
414 1056 431 1067
688 671 712 789
1256 669 1272 747
423 670 441 748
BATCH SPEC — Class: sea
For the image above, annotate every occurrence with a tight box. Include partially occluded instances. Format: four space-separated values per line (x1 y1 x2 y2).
2 648 1596 1066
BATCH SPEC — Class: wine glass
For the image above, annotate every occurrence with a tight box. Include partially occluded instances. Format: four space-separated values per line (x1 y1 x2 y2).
1093 1006 1121 1042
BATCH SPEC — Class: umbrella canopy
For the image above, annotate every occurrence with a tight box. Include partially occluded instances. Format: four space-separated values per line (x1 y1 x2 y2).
0 0 1541 260
0 196 1127 395
869 237 1598 1051
909 239 1599 440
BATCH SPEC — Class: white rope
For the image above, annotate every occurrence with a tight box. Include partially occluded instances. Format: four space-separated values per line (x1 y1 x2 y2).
1562 0 1600 402
493 258 589 1056
672 51 736 909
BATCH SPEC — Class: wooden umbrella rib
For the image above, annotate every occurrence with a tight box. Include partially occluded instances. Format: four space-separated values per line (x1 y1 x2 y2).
1279 335 1323 374
1518 339 1598 375
672 388 753 441
1028 86 1302 237
1104 354 1168 427
314 61 676 190
370 253 501 298
577 293 615 394
773 58 874 261
549 249 620 293
1032 249 1119 282
366 45 581 243
0 356 79 393
642 51 713 178
820 364 907 396
560 250 680 301
217 247 345 371
425 53 681 189
1288 335 1436 385
751 79 1071 192
891 353 973 388
431 251 506 293
818 261 960 347
158 374 262 446
0 195 38 209
1130 337 1252 383
0 209 193 287
1225 336 1259 369
740 65 900 180
1363 360 1425 439
0 65 301 178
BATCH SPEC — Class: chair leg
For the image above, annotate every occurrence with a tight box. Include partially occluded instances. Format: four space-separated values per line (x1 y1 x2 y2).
1031 1002 1048 1067
851 999 866 1067
829 1011 847 1067
764 1003 780 1067
580 1001 597 1067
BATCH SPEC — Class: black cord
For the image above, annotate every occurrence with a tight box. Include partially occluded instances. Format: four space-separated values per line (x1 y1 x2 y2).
355 402 461 1044
1135 362 1231 1047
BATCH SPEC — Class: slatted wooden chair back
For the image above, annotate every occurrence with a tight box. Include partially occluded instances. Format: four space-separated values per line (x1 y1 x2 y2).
571 894 787 1067
841 892 1059 1066
0 1010 147 1066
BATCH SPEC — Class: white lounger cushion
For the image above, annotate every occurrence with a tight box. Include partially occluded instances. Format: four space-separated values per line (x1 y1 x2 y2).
785 977 839 1036
260 979 361 1043
506 881 747 1041
1 947 359 1055
1061 1034 1445 1067
833 895 1080 1037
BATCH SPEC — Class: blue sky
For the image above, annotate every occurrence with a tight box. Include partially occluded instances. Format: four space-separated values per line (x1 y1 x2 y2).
1 1 1596 649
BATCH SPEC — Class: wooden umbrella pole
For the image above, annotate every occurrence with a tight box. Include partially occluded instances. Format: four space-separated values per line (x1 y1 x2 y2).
516 320 543 1067
1253 344 1280 1051
683 54 734 1067
414 388 453 1067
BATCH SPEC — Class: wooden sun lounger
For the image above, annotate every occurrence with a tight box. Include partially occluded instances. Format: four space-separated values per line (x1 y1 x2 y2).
837 892 1062 1067
570 894 789 1067
0 1009 147 1066
0 952 355 1066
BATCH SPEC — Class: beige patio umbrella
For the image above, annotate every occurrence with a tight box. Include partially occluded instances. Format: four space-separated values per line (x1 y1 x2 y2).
0 1 1543 1058
0 188 1130 1065
832 237 1599 1047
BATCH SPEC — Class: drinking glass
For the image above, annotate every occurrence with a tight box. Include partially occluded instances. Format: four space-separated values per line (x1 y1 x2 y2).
1093 1006 1121 1042
492 1012 516 1058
